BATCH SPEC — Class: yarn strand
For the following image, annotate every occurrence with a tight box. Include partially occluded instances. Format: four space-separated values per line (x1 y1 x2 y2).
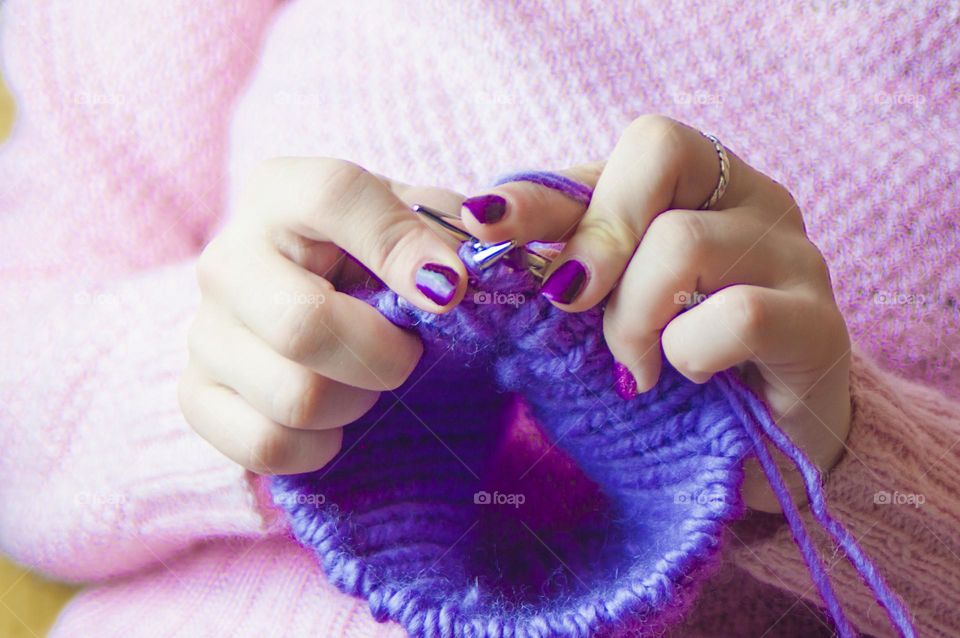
493 171 594 205
716 370 917 638
714 372 858 638
501 171 917 638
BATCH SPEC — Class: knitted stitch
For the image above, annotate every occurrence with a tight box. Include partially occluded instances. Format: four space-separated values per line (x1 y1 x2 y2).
271 173 915 638
271 247 752 637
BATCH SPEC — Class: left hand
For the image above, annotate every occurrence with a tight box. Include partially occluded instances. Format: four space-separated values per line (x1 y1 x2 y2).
458 114 851 512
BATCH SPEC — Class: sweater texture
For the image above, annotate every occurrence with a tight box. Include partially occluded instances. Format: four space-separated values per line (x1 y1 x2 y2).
0 1 958 636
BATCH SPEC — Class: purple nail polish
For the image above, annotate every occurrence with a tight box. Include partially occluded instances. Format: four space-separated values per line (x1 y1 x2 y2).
462 194 506 224
416 262 460 306
540 259 587 304
613 362 638 400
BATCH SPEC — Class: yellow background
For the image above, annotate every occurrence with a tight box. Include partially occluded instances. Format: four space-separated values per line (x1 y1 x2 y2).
0 72 78 638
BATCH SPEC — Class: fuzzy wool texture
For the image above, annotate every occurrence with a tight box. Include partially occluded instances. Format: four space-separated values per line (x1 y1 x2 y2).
0 1 958 637
271 246 753 637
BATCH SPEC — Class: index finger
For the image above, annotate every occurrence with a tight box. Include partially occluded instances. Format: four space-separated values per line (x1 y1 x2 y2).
238 157 468 313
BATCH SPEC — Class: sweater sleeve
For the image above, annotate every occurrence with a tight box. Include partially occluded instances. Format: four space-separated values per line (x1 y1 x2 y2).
0 262 282 583
0 0 283 583
731 345 960 637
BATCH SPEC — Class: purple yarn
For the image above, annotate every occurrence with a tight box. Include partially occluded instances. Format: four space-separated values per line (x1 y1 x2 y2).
715 372 916 637
271 258 750 637
713 372 857 637
494 171 594 205
269 173 916 638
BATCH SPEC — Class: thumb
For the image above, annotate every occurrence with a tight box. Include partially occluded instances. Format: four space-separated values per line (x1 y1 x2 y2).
458 164 603 246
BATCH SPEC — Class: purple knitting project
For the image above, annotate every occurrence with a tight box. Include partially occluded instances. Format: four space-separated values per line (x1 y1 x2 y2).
270 174 915 638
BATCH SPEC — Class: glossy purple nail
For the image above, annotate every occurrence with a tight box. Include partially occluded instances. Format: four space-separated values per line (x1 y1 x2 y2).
415 262 460 306
613 362 638 400
540 259 587 304
462 194 506 224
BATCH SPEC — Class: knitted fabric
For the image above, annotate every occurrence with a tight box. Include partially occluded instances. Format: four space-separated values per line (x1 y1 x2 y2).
271 215 913 637
1 1 958 636
271 244 752 637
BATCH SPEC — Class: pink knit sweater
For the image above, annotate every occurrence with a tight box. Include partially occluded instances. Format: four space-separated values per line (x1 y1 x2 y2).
0 1 958 636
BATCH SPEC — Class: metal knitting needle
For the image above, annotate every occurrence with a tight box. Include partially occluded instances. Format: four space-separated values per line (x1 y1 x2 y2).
411 204 473 242
412 204 543 275
524 248 551 281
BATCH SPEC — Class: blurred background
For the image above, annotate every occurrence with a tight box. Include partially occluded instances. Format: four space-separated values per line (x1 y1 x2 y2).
0 61 74 638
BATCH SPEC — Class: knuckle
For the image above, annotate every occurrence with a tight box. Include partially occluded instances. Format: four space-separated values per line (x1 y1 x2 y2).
375 338 422 391
309 160 373 222
811 303 849 361
680 357 709 380
497 182 555 235
186 310 216 360
362 219 423 279
645 211 709 263
248 156 288 183
175 373 195 423
622 114 686 162
248 426 294 474
667 340 709 380
246 157 285 190
196 235 231 291
769 179 797 208
328 430 344 459
826 305 851 351
186 319 205 360
273 300 334 362
728 288 769 346
624 114 676 140
277 371 326 429
379 360 413 392
176 367 204 431
248 157 371 224
579 211 637 257
768 180 806 228
802 240 833 286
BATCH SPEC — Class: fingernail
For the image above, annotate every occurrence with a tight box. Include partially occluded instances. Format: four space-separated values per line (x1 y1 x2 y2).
613 362 638 400
540 259 587 304
415 262 460 306
462 194 506 224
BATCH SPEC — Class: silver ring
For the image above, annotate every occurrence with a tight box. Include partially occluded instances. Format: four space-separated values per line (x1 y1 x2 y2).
699 132 730 210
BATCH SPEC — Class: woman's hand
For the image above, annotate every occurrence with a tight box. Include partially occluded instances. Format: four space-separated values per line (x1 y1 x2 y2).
460 115 852 512
178 158 467 475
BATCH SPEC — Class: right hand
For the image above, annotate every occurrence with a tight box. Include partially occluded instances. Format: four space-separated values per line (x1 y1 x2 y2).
178 158 468 474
